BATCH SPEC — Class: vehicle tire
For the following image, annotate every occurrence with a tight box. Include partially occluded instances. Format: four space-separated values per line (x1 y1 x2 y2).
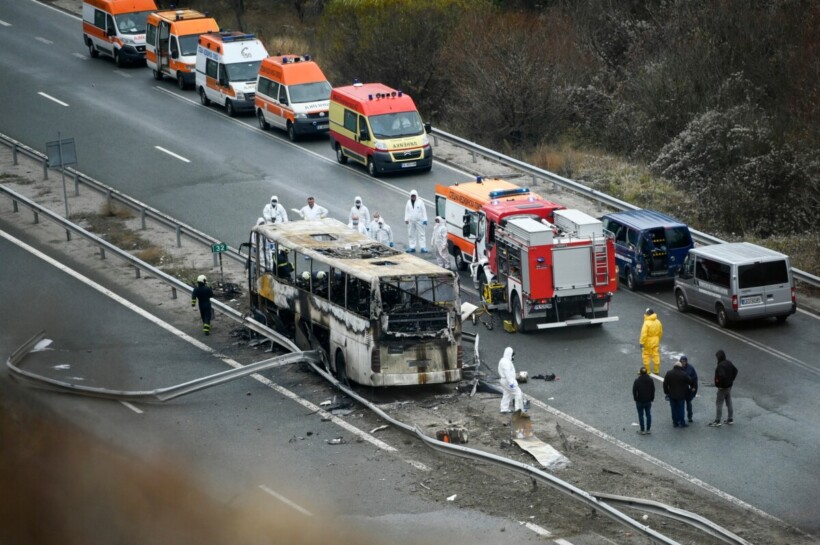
776 315 789 324
225 99 236 117
87 41 98 58
115 50 125 68
287 122 297 142
367 157 379 177
454 249 468 271
152 69 162 81
199 87 210 106
335 144 348 164
177 75 186 90
257 110 270 130
626 268 638 291
716 305 729 328
675 289 689 312
511 293 527 333
335 350 348 386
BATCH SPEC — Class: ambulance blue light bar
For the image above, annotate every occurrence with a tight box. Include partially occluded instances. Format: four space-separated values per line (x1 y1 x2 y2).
221 33 256 42
488 188 530 199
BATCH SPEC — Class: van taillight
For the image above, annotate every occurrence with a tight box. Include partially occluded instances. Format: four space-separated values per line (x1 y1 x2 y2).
457 345 463 369
371 349 381 373
731 294 738 311
791 287 796 304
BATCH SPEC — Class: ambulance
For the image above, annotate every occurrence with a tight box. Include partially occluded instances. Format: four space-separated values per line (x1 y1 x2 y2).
83 0 157 67
435 177 564 271
195 32 268 117
329 82 432 177
145 9 219 90
255 55 332 141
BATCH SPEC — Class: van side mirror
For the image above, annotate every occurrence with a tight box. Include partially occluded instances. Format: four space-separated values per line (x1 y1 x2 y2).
107 28 116 37
171 51 179 59
359 128 369 141
219 77 228 87
424 122 432 134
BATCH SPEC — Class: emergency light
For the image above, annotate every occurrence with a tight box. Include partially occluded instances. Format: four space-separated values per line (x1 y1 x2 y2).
489 188 530 199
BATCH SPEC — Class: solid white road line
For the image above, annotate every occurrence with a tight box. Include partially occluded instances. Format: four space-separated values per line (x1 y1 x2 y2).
0 19 11 26
519 521 552 537
120 401 143 414
35 36 53 44
553 539 574 545
258 485 313 516
154 146 191 163
38 92 68 107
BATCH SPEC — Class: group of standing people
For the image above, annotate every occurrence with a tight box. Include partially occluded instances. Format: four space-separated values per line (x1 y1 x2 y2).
632 307 739 433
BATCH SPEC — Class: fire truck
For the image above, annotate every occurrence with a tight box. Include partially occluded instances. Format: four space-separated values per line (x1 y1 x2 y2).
437 179 618 331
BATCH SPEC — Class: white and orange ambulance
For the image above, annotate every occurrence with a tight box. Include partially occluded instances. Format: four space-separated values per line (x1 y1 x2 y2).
83 0 157 67
145 9 219 90
329 82 432 177
255 55 332 141
195 31 268 117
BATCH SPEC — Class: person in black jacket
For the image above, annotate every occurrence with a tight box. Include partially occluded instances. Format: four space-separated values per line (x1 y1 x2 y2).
679 355 698 423
709 349 739 427
632 367 655 435
191 274 214 336
663 362 694 428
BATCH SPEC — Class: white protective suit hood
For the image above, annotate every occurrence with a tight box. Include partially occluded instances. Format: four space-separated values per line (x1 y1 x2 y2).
498 346 516 383
354 196 362 206
410 189 418 197
271 195 278 204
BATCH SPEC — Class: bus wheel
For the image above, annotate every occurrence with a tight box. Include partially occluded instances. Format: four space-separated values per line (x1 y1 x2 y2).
625 268 638 291
675 289 689 312
367 158 379 177
454 249 468 271
199 87 210 106
257 110 270 130
287 122 297 142
225 100 237 117
335 350 348 386
511 294 527 333
335 144 348 164
87 41 99 58
716 305 729 328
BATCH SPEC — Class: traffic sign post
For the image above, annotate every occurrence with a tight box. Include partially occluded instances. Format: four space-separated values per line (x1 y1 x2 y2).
211 242 228 288
46 133 77 241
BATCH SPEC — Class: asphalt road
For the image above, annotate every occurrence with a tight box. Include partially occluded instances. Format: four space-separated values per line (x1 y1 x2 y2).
2 0 819 537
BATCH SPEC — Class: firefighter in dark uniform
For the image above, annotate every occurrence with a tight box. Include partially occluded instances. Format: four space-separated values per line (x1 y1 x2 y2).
191 274 214 335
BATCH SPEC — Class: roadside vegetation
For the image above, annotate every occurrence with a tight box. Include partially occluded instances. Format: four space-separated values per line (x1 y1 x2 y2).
163 0 818 274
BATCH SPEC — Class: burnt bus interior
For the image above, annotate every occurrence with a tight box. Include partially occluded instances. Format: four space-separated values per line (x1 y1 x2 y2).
245 232 456 336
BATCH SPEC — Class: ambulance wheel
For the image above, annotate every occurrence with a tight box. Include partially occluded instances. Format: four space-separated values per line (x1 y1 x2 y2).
152 69 162 81
287 123 297 142
257 110 270 130
675 289 689 312
114 50 125 68
225 100 237 117
87 41 99 58
625 267 638 291
335 144 348 165
716 305 729 328
199 87 210 106
511 294 527 333
177 75 186 90
335 350 348 386
454 249 468 271
367 158 379 177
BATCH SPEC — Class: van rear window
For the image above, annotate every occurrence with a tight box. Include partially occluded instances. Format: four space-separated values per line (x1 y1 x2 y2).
665 227 692 249
738 260 789 288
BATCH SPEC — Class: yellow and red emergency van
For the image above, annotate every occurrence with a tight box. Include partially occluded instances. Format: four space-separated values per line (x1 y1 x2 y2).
145 9 219 90
195 31 268 117
435 177 564 271
255 55 332 141
329 82 432 177
83 0 157 67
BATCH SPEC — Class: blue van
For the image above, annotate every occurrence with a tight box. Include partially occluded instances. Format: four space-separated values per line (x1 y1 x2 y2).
600 210 693 290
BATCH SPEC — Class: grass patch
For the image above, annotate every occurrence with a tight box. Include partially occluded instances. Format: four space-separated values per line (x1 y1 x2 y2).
0 173 33 185
135 246 171 267
99 200 134 219
70 211 152 251
162 266 201 286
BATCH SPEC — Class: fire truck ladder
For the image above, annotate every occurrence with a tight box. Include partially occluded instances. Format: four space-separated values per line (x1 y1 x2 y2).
592 237 609 286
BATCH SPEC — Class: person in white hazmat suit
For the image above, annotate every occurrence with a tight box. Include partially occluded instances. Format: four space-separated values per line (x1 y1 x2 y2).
431 216 450 268
348 213 368 235
404 189 428 253
348 196 371 229
263 195 288 224
498 347 523 413
370 215 394 247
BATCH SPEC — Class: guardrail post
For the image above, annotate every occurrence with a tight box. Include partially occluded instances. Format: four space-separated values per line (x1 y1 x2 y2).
33 211 39 224
99 247 105 260
432 134 439 147
135 266 140 279
140 208 146 230
171 287 177 299
73 172 80 196
106 189 112 209
176 225 182 247
213 253 218 267
12 200 18 213
471 150 477 163
42 159 48 180
12 144 18 165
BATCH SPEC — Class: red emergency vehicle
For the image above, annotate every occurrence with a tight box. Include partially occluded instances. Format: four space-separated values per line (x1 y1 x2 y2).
439 183 619 331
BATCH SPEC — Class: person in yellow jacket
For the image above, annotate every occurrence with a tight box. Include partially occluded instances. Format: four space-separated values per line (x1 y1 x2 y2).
639 308 663 374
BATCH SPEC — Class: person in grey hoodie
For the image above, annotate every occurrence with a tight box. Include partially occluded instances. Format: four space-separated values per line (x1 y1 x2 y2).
709 349 738 427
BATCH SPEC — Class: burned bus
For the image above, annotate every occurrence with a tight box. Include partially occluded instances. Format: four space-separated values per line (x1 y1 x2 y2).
245 219 462 386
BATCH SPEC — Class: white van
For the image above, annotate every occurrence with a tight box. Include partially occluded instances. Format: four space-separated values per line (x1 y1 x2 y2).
674 242 796 327
82 0 157 67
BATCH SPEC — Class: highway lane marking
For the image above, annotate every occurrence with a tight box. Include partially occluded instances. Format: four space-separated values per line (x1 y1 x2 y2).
114 71 132 79
635 293 820 378
796 307 820 320
72 52 88 60
38 92 68 107
1 230 411 458
0 19 11 27
519 521 552 537
526 395 781 524
553 540 574 545
258 485 313 516
120 401 143 414
35 36 53 44
154 146 191 163
150 86 473 208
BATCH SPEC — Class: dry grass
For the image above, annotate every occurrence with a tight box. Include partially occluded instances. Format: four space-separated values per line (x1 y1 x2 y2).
135 245 171 266
0 173 33 185
99 200 134 219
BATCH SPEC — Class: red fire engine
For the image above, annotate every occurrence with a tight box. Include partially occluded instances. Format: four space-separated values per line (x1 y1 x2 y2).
464 191 619 331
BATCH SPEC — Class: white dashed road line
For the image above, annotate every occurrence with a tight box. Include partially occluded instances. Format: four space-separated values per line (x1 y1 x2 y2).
0 19 12 27
35 36 53 44
37 92 68 107
72 52 87 60
120 401 143 414
154 146 191 163
519 521 553 537
258 485 313 516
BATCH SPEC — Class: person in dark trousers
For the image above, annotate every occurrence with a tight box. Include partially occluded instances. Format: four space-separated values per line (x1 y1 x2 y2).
663 361 694 428
633 367 655 435
709 349 739 427
679 355 698 423
191 274 213 335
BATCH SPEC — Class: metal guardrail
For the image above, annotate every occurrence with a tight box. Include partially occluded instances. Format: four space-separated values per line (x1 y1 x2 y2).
0 185 299 354
430 128 820 288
